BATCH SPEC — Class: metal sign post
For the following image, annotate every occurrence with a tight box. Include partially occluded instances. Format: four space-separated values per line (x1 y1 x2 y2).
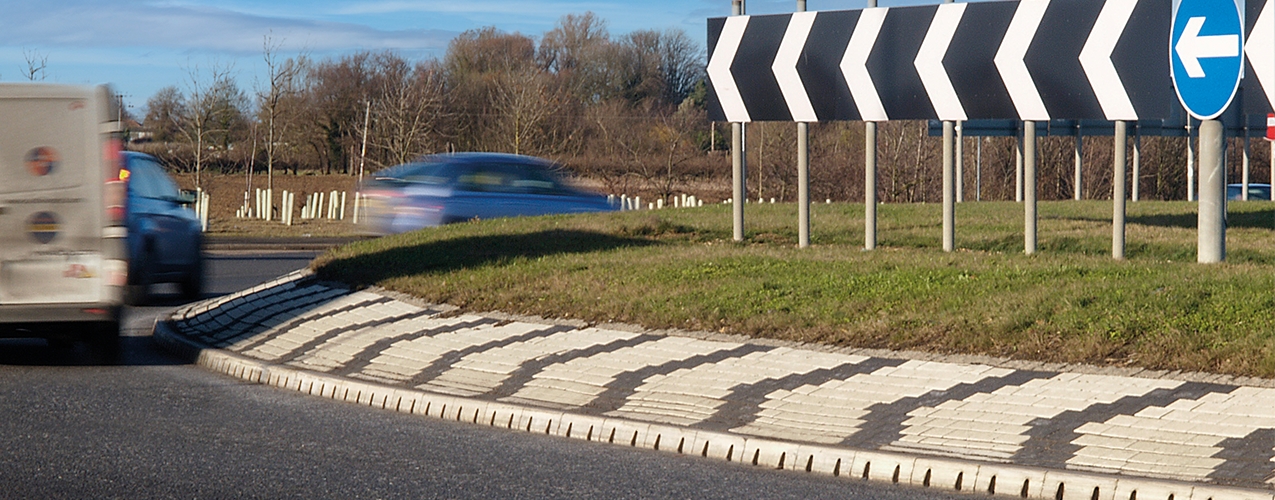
1170 0 1245 262
705 0 1275 258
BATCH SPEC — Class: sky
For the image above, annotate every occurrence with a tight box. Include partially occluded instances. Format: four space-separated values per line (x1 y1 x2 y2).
0 0 888 115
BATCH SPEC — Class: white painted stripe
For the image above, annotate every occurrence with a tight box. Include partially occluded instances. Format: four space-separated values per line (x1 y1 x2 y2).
707 16 752 123
773 12 819 122
1080 0 1138 120
915 3 968 121
842 8 889 122
994 0 1051 120
1245 0 1275 111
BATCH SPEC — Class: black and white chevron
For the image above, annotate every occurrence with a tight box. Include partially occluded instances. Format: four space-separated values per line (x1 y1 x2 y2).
707 0 1275 123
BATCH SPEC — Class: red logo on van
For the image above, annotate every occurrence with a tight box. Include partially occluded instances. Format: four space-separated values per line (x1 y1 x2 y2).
25 147 59 176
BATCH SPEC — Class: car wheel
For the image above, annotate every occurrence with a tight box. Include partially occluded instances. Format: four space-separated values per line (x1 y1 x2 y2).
180 256 204 301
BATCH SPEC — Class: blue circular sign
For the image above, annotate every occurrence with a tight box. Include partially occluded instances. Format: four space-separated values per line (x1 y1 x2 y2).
1171 0 1245 120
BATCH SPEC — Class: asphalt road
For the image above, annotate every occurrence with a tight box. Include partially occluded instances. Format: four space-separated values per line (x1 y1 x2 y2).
0 250 965 499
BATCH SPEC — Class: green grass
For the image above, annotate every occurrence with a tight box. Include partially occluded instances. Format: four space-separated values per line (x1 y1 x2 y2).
312 200 1275 378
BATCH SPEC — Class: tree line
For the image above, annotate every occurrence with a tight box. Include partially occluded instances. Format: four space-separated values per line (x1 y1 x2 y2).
130 12 1263 203
135 13 712 195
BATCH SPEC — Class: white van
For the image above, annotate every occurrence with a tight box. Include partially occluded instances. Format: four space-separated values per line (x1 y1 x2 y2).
0 83 127 352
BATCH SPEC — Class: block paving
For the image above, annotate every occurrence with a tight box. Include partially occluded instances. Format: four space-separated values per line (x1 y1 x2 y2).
167 271 1275 493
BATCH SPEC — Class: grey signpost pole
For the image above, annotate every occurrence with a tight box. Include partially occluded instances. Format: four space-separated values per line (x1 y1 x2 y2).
1242 131 1250 200
941 0 955 252
797 0 810 248
1199 119 1226 263
956 122 964 203
732 0 746 242
976 138 982 201
1024 121 1037 254
1132 126 1141 201
1187 123 1196 201
1074 127 1083 200
1016 128 1024 202
864 0 878 251
1113 120 1127 259
943 120 955 252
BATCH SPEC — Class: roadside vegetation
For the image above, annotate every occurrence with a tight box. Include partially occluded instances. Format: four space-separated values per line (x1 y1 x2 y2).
313 200 1275 378
122 10 1267 213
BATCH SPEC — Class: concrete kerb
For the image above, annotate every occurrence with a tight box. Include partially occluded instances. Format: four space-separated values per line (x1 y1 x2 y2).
152 320 1275 500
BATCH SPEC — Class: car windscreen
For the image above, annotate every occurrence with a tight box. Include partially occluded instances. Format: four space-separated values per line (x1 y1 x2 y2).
128 157 180 199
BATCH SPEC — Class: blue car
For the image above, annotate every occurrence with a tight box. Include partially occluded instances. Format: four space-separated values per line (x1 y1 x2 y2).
362 153 617 235
123 152 203 304
1227 183 1272 201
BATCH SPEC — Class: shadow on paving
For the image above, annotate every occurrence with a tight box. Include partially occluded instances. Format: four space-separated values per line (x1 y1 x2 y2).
313 229 657 286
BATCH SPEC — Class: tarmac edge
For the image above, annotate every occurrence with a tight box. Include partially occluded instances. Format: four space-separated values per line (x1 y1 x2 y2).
152 319 1274 500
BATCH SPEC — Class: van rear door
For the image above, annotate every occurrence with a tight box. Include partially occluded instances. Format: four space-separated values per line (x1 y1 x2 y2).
0 85 113 306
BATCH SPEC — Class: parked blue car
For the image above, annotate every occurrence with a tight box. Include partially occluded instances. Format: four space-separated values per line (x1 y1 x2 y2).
362 153 616 235
123 152 203 304
1227 183 1272 201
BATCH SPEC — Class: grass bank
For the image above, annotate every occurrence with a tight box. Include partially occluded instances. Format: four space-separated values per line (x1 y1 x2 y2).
312 200 1275 378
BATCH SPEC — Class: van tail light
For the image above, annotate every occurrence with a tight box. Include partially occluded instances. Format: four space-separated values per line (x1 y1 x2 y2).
103 139 127 225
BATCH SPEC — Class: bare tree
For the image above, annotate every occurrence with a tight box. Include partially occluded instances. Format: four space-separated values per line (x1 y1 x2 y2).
648 103 706 202
144 86 186 143
540 12 615 104
258 34 306 191
444 27 537 151
654 29 703 106
367 55 449 166
491 68 562 155
22 48 48 81
179 61 241 188
304 52 373 174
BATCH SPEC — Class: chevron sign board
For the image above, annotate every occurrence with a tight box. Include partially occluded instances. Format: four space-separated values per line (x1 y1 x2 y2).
707 0 1275 123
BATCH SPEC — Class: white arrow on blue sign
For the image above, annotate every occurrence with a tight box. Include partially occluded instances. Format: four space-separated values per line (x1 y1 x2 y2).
1171 0 1245 119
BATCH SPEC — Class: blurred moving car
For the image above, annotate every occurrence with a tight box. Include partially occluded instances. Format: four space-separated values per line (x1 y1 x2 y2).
1227 183 1273 201
123 152 203 304
362 153 617 235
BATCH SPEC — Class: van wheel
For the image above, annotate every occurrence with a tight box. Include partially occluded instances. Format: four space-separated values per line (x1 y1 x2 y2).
90 320 121 363
180 257 204 301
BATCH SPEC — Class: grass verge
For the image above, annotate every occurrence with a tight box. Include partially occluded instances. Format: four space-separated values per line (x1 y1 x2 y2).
312 200 1275 378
